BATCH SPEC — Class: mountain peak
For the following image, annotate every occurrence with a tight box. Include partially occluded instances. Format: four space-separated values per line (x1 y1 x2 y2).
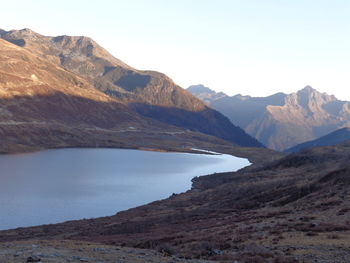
187 85 228 104
299 85 316 93
20 28 34 33
187 84 215 94
294 85 337 103
16 28 40 36
1 28 131 68
234 94 252 100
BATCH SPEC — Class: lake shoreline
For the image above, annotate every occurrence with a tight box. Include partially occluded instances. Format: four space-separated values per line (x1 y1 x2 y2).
0 148 250 231
0 145 220 157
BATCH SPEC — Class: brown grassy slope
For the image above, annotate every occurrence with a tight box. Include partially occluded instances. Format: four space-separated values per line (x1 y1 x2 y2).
0 28 263 147
1 142 349 262
0 28 210 111
0 38 133 121
0 38 268 155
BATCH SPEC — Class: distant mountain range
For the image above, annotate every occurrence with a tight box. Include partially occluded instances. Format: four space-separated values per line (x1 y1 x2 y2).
188 84 350 151
0 28 263 153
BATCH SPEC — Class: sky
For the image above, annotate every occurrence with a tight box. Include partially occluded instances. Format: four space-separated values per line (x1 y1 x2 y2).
2 0 350 99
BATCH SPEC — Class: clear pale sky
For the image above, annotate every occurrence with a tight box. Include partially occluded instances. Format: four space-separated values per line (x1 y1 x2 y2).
2 0 350 99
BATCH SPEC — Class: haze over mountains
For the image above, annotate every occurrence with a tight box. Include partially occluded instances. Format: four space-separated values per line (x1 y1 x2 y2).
188 84 350 151
0 28 263 152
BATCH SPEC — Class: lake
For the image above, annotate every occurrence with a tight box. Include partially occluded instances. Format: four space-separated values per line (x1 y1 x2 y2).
0 148 250 230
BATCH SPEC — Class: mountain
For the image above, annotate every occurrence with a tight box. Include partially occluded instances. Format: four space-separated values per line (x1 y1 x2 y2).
187 84 228 104
188 84 286 129
0 29 263 148
286 127 350 152
0 38 164 151
188 85 350 151
0 36 265 155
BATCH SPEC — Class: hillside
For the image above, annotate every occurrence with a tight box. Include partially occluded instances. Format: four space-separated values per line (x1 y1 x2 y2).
287 127 350 152
0 38 265 156
0 29 263 148
188 85 350 150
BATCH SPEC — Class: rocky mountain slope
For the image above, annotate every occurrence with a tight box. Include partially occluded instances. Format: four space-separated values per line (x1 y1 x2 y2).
2 141 350 262
188 85 350 151
188 84 286 129
0 38 133 151
0 37 263 155
286 127 350 152
0 28 262 148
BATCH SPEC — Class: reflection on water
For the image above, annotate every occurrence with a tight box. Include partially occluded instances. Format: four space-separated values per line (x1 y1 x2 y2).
0 148 250 230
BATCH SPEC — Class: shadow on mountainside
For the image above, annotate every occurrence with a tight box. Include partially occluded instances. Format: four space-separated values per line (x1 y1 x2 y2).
0 92 272 158
131 102 264 148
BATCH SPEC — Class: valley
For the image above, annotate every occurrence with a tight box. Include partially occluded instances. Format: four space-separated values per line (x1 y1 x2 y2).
0 26 349 263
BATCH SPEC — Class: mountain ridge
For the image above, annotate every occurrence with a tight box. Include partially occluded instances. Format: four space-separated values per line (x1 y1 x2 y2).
0 36 269 157
286 127 350 152
0 29 263 148
188 84 350 150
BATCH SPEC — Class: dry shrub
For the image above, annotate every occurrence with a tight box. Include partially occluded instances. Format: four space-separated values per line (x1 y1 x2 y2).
156 243 176 256
244 243 274 257
273 256 298 263
337 207 350 215
295 222 349 232
327 234 340 239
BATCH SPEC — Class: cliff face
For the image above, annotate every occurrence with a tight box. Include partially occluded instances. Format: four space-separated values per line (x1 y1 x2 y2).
0 29 263 148
189 85 350 150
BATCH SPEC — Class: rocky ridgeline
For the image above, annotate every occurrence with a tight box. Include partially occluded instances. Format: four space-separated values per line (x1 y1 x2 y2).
188 85 350 151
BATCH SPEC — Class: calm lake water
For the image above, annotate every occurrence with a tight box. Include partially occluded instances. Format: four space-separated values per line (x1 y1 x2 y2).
0 148 250 230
